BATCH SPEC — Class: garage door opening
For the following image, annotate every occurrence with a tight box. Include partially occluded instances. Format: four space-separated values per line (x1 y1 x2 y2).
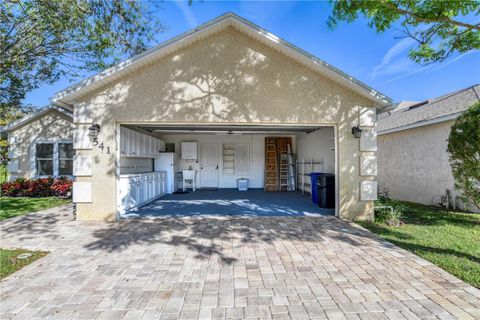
116 124 337 218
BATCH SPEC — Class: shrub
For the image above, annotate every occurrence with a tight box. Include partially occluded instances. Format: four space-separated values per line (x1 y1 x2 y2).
447 102 480 210
1 177 73 197
374 196 406 226
50 177 73 197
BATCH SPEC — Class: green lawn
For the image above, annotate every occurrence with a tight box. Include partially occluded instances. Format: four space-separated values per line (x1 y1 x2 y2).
359 201 480 288
0 197 71 221
0 248 48 279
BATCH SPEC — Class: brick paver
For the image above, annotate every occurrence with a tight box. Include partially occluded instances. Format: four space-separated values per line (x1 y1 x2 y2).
1 205 479 319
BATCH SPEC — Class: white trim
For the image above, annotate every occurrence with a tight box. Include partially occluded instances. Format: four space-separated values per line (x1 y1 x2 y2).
73 182 92 203
115 122 121 219
334 124 339 218
378 113 460 135
7 159 20 173
52 13 391 108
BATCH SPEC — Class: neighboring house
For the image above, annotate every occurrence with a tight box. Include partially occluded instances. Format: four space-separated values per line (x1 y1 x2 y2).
1 107 75 179
378 84 480 212
1 13 391 221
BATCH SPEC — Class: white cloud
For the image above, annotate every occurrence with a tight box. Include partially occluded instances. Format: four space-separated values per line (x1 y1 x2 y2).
174 0 198 29
380 65 430 84
370 38 416 78
380 51 474 84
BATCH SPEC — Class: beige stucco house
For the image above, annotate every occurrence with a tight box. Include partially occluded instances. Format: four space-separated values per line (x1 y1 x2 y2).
2 107 75 179
378 84 480 212
2 13 391 221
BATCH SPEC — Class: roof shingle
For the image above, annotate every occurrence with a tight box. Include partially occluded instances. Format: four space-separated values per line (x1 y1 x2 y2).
378 84 480 134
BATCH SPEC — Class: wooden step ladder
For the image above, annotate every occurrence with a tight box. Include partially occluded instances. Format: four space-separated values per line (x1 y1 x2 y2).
286 144 296 191
279 152 289 191
264 137 294 192
277 138 290 191
264 138 278 191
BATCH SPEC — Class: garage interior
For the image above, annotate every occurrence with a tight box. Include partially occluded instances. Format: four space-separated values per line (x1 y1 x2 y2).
117 125 336 218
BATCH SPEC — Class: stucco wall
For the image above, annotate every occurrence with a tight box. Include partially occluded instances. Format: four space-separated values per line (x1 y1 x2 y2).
7 111 75 179
73 27 378 221
296 128 335 174
378 121 461 207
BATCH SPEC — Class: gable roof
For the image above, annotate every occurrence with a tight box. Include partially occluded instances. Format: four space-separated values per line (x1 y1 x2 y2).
0 106 73 134
52 12 391 109
378 84 480 135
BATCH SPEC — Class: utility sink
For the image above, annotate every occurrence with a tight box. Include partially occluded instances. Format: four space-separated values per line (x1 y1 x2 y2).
182 170 196 192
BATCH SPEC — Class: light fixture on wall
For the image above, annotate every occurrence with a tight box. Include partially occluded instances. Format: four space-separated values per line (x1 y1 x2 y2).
88 124 101 143
351 126 362 138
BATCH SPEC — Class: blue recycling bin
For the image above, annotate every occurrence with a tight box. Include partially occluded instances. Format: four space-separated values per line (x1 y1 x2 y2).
309 172 323 204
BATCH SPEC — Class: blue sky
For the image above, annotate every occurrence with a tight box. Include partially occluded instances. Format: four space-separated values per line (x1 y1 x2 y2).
25 1 480 106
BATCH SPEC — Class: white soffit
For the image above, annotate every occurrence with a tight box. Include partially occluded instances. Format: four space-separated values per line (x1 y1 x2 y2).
52 13 392 108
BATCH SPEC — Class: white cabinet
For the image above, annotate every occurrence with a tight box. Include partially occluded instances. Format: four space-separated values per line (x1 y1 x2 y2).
129 178 138 208
120 127 127 156
135 132 142 157
159 140 165 152
181 142 198 160
120 127 164 158
117 172 167 214
145 136 151 157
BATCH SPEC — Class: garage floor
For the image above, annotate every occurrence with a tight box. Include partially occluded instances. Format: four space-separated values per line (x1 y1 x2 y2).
123 189 335 218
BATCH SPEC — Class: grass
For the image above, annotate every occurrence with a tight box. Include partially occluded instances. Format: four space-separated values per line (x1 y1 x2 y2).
359 201 480 288
0 248 48 279
0 197 71 221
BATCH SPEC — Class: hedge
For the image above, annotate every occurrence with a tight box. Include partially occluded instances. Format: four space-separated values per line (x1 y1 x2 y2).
1 177 73 197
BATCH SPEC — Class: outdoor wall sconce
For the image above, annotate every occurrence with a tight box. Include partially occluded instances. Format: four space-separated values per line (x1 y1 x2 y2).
88 124 101 143
351 126 363 138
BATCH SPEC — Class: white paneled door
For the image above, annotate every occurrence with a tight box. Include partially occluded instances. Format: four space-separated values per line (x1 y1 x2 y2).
200 144 218 188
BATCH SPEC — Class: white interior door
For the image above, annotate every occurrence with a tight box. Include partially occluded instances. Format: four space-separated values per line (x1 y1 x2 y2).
200 143 218 188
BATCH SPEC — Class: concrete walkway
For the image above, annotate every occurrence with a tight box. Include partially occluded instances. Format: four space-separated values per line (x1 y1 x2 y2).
0 205 479 319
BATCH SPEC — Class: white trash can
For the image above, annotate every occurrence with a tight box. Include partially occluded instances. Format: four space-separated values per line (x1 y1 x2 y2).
237 178 249 191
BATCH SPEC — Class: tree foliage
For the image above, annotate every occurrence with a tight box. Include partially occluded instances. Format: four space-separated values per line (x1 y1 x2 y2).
328 0 480 64
447 102 480 210
1 0 164 110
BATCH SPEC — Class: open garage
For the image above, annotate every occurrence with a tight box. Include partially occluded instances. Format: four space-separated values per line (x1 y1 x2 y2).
116 124 337 218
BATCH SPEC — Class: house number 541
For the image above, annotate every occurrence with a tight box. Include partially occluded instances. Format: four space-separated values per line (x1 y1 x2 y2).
97 143 110 154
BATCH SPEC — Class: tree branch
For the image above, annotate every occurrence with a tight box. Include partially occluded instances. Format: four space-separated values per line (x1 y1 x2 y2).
386 1 480 31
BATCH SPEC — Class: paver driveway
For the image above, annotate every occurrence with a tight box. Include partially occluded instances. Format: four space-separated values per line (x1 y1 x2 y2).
1 205 479 320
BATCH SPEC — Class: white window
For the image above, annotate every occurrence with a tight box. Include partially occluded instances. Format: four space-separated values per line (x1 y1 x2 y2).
36 143 54 176
33 141 73 177
58 143 73 176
